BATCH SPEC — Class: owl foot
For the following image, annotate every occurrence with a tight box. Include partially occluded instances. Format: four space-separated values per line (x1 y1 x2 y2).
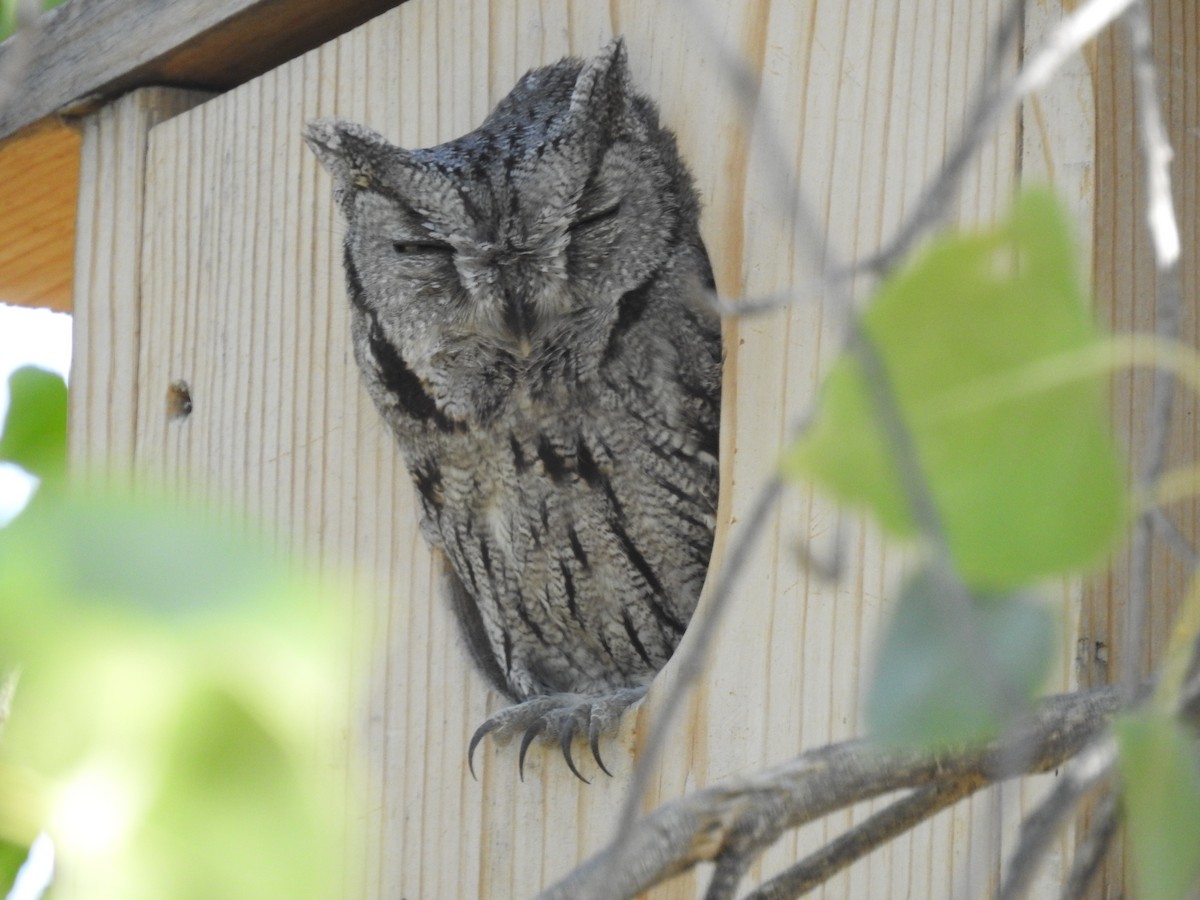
468 686 647 783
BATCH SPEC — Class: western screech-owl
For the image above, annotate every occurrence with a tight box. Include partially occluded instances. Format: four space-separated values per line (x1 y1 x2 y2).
304 38 720 780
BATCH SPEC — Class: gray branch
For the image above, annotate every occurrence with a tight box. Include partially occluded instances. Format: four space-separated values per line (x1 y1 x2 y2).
542 688 1122 900
996 738 1116 900
1120 0 1186 698
1061 790 1120 899
744 777 984 900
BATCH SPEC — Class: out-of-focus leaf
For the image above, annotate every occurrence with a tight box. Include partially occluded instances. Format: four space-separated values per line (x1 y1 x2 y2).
0 0 15 40
0 367 67 484
0 839 29 896
0 490 356 900
0 493 280 622
866 564 1056 746
1116 713 1200 900
0 0 64 41
785 190 1127 589
138 683 337 900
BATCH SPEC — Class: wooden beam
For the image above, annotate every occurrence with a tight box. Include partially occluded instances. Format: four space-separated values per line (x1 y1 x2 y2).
70 88 210 477
0 117 80 311
0 0 405 142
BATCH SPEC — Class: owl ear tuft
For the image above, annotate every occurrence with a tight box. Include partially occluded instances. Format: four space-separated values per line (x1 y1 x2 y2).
569 37 638 138
304 118 400 191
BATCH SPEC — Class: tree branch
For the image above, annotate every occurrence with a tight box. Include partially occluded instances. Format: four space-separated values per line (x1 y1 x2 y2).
744 777 984 900
541 687 1121 900
996 738 1115 900
1062 790 1120 899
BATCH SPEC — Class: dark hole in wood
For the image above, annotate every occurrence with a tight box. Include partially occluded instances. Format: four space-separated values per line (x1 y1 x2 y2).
167 380 192 420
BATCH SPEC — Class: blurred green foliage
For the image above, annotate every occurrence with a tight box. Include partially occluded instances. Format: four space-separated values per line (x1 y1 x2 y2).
787 189 1129 744
0 367 357 898
0 0 65 43
1116 712 1200 900
865 564 1055 746
786 189 1127 590
785 188 1198 895
0 367 65 485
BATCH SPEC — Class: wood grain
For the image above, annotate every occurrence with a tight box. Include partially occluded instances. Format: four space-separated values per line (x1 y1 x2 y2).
69 88 210 482
0 118 79 311
1076 1 1200 894
0 0 405 141
67 1 1195 897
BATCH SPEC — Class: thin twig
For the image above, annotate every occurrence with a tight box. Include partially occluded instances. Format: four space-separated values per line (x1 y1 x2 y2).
851 323 1030 774
862 0 1019 276
1120 0 1184 699
665 0 853 322
996 739 1116 900
686 0 1028 320
705 853 754 900
745 777 984 900
847 323 947 541
667 0 1144 320
1150 508 1200 567
1123 4 1182 271
1061 790 1120 899
614 469 787 837
703 282 849 319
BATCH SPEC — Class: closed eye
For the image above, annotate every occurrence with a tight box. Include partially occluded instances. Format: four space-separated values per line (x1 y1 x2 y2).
393 240 454 256
571 203 621 231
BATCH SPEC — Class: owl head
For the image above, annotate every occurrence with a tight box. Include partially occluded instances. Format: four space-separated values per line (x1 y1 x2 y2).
304 38 701 406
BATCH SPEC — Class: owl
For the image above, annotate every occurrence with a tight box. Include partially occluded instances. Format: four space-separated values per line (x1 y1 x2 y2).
304 37 721 781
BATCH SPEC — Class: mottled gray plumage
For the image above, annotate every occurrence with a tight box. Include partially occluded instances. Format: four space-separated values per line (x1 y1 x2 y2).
304 38 720 780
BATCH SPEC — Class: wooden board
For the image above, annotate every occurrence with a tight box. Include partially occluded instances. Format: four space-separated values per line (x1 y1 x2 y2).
68 88 211 478
0 118 79 311
0 0 406 141
1076 2 1200 893
67 0 1195 896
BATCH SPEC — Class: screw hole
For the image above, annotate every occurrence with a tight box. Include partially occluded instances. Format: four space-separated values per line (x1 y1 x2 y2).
167 380 192 420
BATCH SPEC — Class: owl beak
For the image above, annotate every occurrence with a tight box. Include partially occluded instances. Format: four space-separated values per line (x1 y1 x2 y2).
503 295 536 357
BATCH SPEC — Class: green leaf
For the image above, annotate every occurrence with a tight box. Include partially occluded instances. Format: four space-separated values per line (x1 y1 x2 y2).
785 190 1127 589
0 366 67 484
0 0 15 41
0 839 29 896
1116 713 1200 900
0 493 282 621
0 491 354 900
866 564 1056 746
139 683 338 900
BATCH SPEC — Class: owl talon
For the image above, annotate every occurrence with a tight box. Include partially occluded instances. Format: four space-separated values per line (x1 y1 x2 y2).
468 718 502 780
559 714 590 784
467 687 647 780
588 719 613 777
518 719 546 781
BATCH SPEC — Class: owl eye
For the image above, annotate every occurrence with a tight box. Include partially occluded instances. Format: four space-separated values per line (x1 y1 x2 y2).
571 203 621 231
392 240 454 256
